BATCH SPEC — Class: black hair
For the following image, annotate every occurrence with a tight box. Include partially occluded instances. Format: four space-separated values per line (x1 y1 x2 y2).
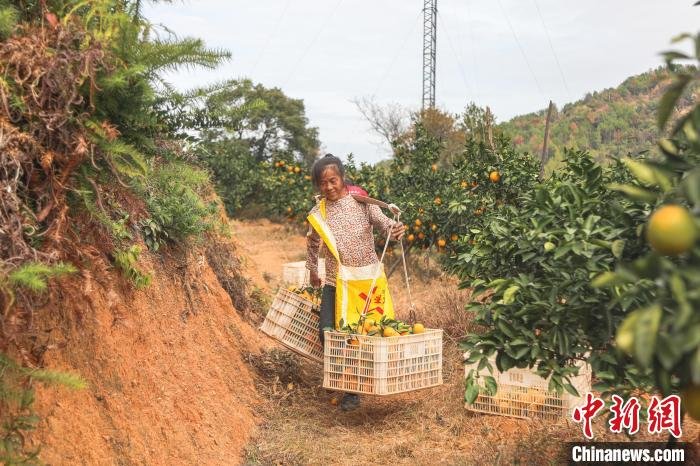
311 153 345 189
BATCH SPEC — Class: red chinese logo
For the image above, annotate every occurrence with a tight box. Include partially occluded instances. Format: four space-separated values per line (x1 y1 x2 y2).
608 394 641 435
648 395 682 438
572 393 683 439
572 393 605 439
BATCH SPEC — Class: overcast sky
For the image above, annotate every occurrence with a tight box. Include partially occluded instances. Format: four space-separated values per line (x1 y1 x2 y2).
144 0 700 164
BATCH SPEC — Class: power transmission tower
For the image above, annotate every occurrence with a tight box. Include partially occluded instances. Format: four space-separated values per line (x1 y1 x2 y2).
422 0 437 109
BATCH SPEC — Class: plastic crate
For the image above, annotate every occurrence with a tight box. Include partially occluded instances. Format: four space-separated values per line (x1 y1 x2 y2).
281 260 326 287
464 356 592 421
259 288 323 362
323 329 443 395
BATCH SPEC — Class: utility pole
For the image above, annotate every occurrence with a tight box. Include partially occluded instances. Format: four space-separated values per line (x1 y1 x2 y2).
422 0 437 110
540 100 554 179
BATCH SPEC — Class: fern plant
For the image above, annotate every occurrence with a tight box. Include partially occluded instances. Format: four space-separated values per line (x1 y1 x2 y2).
113 245 151 288
0 353 86 465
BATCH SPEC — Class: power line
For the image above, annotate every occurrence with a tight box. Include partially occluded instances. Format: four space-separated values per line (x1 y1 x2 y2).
532 0 571 100
251 0 292 75
437 9 472 103
496 0 545 100
464 0 480 102
372 10 422 97
285 0 345 86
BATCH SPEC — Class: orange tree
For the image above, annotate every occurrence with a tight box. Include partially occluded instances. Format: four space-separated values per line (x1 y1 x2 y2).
355 120 540 257
459 150 654 401
592 34 700 414
259 156 316 222
460 33 700 410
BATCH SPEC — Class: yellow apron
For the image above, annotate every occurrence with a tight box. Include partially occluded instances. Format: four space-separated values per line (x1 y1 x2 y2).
307 198 395 329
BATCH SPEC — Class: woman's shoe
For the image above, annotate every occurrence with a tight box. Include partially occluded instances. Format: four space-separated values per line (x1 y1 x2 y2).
340 393 360 411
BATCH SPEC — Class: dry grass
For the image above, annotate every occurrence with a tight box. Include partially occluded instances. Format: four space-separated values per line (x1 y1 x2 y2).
243 341 602 465
243 230 700 465
388 254 481 340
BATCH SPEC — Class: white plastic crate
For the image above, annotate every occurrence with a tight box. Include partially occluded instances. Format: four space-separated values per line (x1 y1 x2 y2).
281 260 326 287
259 288 323 362
323 329 443 395
464 355 592 421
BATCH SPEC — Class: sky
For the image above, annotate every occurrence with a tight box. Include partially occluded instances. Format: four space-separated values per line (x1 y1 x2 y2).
144 0 700 164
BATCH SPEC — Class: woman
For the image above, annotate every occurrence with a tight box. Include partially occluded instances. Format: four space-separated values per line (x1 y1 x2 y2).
305 154 405 411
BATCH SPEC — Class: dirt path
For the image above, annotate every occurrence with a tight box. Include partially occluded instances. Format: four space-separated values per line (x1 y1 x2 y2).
236 218 700 465
230 218 308 293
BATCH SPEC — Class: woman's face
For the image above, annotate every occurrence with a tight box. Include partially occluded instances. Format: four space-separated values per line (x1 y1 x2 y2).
319 166 346 201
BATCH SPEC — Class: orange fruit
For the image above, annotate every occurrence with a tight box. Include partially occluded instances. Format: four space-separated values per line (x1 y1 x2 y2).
415 219 422 227
437 238 446 247
407 234 415 242
682 385 700 421
330 397 339 406
383 327 399 337
412 323 425 334
431 164 437 172
286 207 293 213
304 175 311 180
279 160 285 166
348 337 360 346
646 205 697 256
489 171 501 183
431 224 437 231
434 197 442 205
294 166 301 173
451 234 458 241
418 232 425 240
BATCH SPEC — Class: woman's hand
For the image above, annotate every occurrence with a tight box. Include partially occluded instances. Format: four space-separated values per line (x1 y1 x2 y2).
309 269 321 287
389 222 406 241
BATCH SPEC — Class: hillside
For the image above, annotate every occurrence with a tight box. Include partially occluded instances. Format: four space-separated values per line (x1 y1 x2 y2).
25 224 272 464
500 68 699 167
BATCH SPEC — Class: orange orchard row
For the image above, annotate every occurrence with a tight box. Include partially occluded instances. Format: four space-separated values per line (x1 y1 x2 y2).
270 158 698 260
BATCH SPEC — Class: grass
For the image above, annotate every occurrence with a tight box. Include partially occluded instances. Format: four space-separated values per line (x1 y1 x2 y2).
243 274 700 465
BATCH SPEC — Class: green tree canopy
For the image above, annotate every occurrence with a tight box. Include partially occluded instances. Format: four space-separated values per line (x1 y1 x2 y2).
197 79 320 165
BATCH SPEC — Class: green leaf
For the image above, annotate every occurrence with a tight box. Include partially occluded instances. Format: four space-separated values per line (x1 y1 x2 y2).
633 304 663 368
660 50 691 61
669 273 693 328
656 335 680 371
483 375 498 396
501 285 520 305
622 159 672 191
592 271 622 288
616 310 640 355
659 138 679 156
658 74 691 129
563 382 580 397
465 380 480 405
595 371 616 381
682 168 700 207
607 183 658 203
611 240 625 259
496 351 515 372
